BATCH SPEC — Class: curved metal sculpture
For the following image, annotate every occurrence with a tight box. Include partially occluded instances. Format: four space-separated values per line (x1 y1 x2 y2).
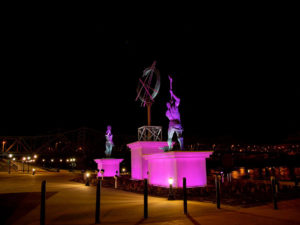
136 61 160 126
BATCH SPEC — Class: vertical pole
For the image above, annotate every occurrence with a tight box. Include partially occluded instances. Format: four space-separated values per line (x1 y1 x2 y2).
40 180 46 225
271 176 278 209
95 179 101 224
23 162 24 173
147 103 151 126
28 162 30 173
183 177 187 215
168 183 175 200
86 177 90 186
215 175 221 209
144 179 148 219
146 103 152 141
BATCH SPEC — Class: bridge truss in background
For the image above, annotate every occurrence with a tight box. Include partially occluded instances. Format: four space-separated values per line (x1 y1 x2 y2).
0 127 103 157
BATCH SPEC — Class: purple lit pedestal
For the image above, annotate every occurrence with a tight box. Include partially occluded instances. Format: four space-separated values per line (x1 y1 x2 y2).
127 141 169 180
143 151 213 188
94 159 123 177
127 141 212 188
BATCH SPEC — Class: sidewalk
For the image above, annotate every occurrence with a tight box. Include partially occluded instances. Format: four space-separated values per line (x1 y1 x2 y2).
1 172 300 225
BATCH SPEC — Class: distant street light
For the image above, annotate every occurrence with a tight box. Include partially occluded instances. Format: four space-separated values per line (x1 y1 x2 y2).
86 172 90 186
70 158 76 171
27 158 30 173
168 177 175 200
58 159 63 172
50 159 54 169
22 157 26 172
8 154 13 174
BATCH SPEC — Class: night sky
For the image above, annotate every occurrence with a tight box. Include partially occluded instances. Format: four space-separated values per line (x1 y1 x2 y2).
1 6 299 144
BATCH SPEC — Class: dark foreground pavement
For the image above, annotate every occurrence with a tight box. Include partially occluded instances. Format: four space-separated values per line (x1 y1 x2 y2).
1 171 300 225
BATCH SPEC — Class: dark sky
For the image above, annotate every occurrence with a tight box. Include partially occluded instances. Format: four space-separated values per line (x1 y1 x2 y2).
1 5 299 144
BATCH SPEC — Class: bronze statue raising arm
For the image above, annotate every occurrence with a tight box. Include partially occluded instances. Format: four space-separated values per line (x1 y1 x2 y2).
170 90 180 107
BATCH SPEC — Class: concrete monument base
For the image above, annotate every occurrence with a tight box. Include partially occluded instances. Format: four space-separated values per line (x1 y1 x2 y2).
143 151 213 188
94 158 123 177
127 141 212 188
127 141 170 180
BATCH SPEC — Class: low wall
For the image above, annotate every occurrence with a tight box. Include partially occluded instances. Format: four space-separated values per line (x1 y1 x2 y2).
72 174 300 206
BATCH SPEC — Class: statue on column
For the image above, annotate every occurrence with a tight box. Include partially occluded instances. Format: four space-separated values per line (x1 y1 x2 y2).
166 75 184 150
105 125 114 157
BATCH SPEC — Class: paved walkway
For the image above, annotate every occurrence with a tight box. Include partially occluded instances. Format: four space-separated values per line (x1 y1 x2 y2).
1 171 300 225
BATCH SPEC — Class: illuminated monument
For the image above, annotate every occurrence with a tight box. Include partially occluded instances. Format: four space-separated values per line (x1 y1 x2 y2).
166 75 183 150
94 126 123 177
128 63 212 188
105 125 114 157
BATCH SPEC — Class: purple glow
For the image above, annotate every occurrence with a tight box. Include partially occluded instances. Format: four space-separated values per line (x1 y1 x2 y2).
127 141 170 180
143 151 212 188
94 159 123 177
127 141 212 188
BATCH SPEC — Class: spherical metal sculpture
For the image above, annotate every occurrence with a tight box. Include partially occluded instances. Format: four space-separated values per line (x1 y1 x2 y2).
136 61 160 125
